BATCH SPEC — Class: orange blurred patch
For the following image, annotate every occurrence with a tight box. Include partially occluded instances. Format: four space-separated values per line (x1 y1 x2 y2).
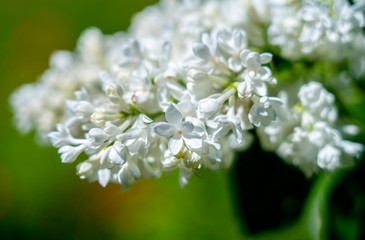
72 178 166 230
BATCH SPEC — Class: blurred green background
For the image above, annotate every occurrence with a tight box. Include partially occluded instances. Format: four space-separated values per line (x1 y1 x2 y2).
0 1 364 240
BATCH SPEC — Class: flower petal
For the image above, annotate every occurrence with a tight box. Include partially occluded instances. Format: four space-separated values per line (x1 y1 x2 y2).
169 135 183 155
98 168 111 187
218 40 235 55
240 49 250 67
198 98 221 117
246 52 261 69
228 57 243 72
129 138 146 157
152 122 176 137
259 53 273 64
192 43 211 61
257 67 273 82
59 145 85 163
180 121 194 133
109 145 126 164
179 168 193 188
233 30 246 49
128 162 141 180
118 165 129 185
100 146 111 165
253 80 268 96
317 145 340 170
183 133 202 151
165 104 182 126
88 128 108 147
117 128 141 140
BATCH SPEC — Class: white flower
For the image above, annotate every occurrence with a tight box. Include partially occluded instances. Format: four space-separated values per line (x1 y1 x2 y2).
240 50 275 83
48 124 81 148
152 104 203 155
87 128 109 149
99 71 124 104
192 43 212 62
100 141 127 165
249 96 283 127
298 81 337 123
118 115 152 157
77 27 105 65
58 144 87 163
179 167 194 188
237 75 269 99
198 88 236 118
317 144 341 171
77 161 94 179
162 147 202 188
97 168 111 187
212 104 243 144
217 28 248 72
118 160 141 190
202 138 222 167
256 90 295 151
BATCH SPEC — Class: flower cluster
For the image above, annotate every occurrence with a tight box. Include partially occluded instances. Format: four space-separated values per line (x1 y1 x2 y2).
46 27 281 188
10 0 364 189
268 0 365 76
258 82 363 176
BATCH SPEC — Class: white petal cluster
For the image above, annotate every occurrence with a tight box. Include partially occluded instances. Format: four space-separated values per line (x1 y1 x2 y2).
10 0 364 188
42 25 283 188
258 81 363 176
267 0 365 76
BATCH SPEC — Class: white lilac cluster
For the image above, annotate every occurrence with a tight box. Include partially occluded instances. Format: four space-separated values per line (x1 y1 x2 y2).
268 0 365 76
46 27 280 189
10 0 364 188
258 81 363 176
